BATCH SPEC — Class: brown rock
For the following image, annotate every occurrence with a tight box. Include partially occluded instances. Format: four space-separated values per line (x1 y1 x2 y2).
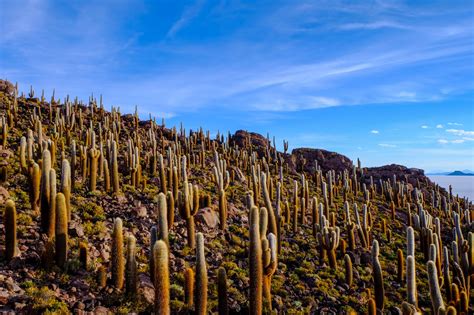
0 80 15 95
195 207 219 228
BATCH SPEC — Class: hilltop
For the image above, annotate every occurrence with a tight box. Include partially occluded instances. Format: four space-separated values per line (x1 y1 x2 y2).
0 80 472 314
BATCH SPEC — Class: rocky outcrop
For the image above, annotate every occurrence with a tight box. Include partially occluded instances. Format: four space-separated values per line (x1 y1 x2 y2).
288 148 354 174
230 130 269 156
0 80 15 95
363 164 431 187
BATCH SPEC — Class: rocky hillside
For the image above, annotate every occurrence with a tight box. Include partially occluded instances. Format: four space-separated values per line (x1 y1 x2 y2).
0 80 472 314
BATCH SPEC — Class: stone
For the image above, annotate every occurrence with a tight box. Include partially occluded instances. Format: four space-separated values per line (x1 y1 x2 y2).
195 207 219 228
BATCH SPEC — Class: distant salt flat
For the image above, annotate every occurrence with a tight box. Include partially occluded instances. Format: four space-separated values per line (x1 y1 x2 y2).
428 175 474 201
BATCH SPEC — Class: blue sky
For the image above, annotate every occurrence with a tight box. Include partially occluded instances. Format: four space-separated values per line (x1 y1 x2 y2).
1 0 473 172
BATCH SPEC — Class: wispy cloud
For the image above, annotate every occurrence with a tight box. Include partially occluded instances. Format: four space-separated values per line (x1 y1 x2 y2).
379 143 397 148
370 130 379 134
436 124 444 129
447 122 463 126
438 139 449 144
421 125 429 129
446 129 474 136
166 0 206 38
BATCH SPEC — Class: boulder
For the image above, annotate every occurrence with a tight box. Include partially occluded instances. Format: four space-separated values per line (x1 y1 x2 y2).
195 207 219 228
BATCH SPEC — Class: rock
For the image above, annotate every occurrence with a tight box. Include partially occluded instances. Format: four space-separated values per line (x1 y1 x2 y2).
195 207 219 228
5 278 21 293
0 186 10 204
69 224 84 237
0 80 15 95
136 206 147 217
74 301 85 310
0 289 9 304
94 306 111 315
290 148 353 174
231 130 270 156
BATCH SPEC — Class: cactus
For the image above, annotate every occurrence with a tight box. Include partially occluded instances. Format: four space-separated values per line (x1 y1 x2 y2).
184 267 194 308
79 242 88 270
372 240 384 312
344 254 353 287
262 233 277 311
166 191 175 229
111 140 120 194
89 148 100 191
29 162 41 214
195 232 208 315
40 149 51 232
217 267 229 315
4 200 19 260
318 226 340 268
60 159 71 220
97 265 107 288
407 226 415 257
427 260 444 314
159 154 167 194
20 136 27 173
111 218 124 289
125 235 137 295
153 240 170 315
157 192 169 246
368 298 376 315
219 188 227 230
261 172 277 237
249 206 262 315
397 248 404 283
55 192 68 268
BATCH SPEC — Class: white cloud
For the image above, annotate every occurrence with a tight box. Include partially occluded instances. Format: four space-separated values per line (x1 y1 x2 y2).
437 139 449 144
370 130 379 134
447 122 463 126
446 129 474 136
436 124 443 129
378 143 397 148
451 139 465 144
166 0 205 38
421 125 429 129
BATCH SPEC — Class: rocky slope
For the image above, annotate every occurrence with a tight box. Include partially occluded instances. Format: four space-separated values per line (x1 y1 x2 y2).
0 81 472 314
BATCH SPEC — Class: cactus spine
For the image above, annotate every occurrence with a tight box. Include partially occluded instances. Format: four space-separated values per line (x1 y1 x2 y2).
55 192 68 268
4 200 19 260
195 232 208 315
153 240 170 315
111 218 124 289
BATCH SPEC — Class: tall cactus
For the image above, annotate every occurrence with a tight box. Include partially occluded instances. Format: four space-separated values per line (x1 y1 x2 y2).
184 267 194 309
89 148 100 191
217 267 229 315
372 240 384 312
40 149 52 232
195 232 208 315
157 192 169 246
153 240 170 315
4 200 19 260
262 233 277 311
126 235 137 295
111 141 120 194
344 254 353 287
427 260 444 315
111 218 124 289
406 255 417 307
48 169 57 238
249 206 262 315
55 193 68 268
60 159 71 220
29 162 41 214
